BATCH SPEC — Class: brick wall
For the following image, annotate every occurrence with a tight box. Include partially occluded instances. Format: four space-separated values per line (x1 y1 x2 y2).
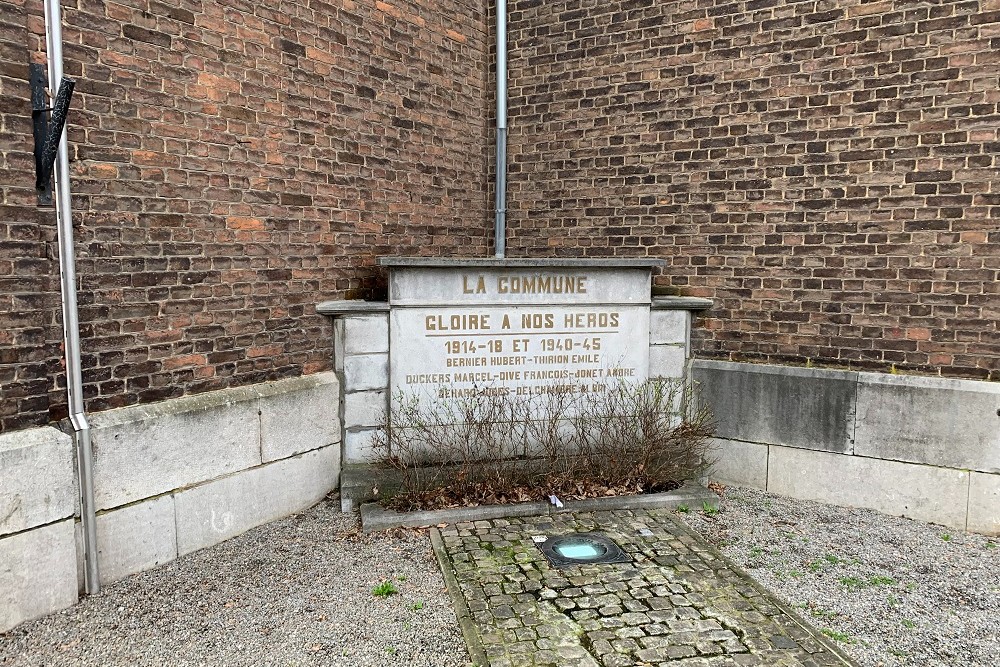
4 0 999 434
0 0 65 430
504 0 1000 380
0 0 491 432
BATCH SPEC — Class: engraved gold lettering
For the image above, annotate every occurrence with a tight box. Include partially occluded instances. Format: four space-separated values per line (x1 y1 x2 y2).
461 274 486 294
562 311 619 328
425 313 492 331
492 275 588 294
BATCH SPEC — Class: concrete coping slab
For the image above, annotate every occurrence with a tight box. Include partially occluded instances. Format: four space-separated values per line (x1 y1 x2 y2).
316 300 390 316
858 369 1000 394
87 383 260 428
651 295 714 311
253 371 338 398
359 481 717 532
87 372 338 428
692 358 860 382
377 256 665 268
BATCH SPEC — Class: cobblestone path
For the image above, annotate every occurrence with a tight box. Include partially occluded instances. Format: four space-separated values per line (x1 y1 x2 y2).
435 509 856 667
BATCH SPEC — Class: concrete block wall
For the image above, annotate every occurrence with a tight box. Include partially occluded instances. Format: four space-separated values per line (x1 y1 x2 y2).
332 309 391 477
649 309 688 380
695 360 1000 535
649 298 714 380
0 428 78 632
0 373 340 632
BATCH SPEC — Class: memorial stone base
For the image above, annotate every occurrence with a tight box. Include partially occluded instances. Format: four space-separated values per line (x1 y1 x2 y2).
318 257 711 512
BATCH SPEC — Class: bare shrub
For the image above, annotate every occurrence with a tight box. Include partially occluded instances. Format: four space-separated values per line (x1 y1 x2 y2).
372 379 714 510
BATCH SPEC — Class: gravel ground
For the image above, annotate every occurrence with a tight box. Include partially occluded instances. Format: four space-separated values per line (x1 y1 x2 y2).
0 495 470 667
4 487 997 667
679 485 1000 667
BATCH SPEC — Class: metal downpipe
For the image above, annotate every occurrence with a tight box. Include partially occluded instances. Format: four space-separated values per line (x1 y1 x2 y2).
43 0 100 594
494 0 507 258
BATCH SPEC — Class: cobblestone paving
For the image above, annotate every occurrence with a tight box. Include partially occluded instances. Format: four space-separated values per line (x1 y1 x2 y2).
437 509 856 667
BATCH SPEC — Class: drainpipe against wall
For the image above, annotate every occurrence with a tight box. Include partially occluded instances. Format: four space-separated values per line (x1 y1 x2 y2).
43 0 100 595
494 0 507 258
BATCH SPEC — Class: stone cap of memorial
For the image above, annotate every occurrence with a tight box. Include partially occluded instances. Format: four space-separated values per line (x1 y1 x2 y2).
377 257 665 268
316 300 390 316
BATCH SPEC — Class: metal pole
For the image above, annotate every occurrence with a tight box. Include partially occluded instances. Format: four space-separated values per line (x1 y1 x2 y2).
44 0 100 595
494 0 507 258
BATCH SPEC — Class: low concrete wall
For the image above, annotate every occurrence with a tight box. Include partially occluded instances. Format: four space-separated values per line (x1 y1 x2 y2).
694 360 1000 534
0 373 341 632
0 426 78 633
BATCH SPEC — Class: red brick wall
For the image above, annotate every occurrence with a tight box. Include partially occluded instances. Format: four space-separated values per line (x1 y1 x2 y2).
504 0 1000 380
0 0 491 432
4 0 999 434
0 0 65 431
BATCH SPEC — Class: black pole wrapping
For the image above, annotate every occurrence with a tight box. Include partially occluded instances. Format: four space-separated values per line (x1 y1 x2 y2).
36 76 75 195
29 64 53 206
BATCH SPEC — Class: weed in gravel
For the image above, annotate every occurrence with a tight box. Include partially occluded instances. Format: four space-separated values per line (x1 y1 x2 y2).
821 628 854 643
838 576 866 589
986 540 997 549
810 607 840 620
823 553 841 565
411 601 425 610
677 504 690 513
838 575 896 589
789 569 804 578
702 501 719 516
807 560 824 573
902 619 917 629
941 533 952 542
372 580 399 597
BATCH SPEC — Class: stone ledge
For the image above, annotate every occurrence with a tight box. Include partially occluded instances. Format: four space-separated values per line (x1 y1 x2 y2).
651 296 714 311
359 481 717 532
378 256 664 268
89 388 261 511
316 300 390 316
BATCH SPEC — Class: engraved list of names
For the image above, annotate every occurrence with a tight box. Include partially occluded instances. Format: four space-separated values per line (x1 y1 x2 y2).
387 263 653 402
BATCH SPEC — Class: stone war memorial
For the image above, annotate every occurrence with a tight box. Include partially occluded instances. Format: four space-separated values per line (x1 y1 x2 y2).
1 0 999 665
321 257 710 513
386 258 657 403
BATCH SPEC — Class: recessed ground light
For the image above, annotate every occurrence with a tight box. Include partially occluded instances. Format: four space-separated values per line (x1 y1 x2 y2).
537 532 631 568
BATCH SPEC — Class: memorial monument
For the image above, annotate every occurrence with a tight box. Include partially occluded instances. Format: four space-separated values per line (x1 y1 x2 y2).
384 257 661 408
